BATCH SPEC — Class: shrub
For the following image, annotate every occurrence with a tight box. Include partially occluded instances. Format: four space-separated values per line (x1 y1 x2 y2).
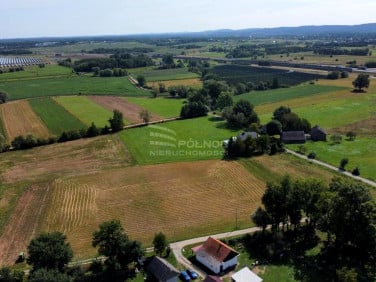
308 152 316 159
352 167 360 176
339 158 349 170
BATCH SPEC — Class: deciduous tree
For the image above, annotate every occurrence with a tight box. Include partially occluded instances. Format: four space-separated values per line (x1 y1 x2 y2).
27 232 73 271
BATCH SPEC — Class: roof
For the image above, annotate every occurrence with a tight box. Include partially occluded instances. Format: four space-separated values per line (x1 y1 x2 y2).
147 256 179 281
281 131 306 141
204 275 223 282
196 237 239 263
232 267 263 282
310 125 327 135
237 131 258 141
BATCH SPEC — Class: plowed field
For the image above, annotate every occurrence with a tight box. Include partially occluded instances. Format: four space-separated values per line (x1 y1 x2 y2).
89 95 162 123
0 100 50 142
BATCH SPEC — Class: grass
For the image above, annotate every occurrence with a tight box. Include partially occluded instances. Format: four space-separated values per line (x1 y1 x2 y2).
130 67 199 82
0 113 6 141
119 116 239 165
287 138 376 181
234 84 346 107
0 75 147 100
54 96 115 127
29 97 86 136
124 97 184 118
0 65 72 81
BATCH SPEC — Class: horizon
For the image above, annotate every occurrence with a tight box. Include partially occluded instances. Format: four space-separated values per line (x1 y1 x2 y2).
1 0 375 39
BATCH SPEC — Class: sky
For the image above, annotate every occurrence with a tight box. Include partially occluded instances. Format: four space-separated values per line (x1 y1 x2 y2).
1 0 375 39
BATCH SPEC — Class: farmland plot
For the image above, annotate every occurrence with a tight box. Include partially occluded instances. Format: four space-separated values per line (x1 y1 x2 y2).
0 100 50 142
29 97 86 135
54 96 114 127
89 96 162 124
39 160 266 259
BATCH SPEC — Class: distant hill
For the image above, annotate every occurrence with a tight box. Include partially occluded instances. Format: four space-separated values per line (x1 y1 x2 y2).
171 23 376 38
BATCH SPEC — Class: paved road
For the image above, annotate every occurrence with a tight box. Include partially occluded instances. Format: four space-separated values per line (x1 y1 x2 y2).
170 226 263 278
285 149 376 188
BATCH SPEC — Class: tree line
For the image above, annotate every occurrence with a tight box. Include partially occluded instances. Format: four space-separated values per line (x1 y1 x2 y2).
0 220 170 282
251 176 376 282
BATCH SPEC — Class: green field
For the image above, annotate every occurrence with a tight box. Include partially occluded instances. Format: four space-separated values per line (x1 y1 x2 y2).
0 65 72 81
125 97 184 117
130 67 199 82
29 97 86 135
119 116 239 165
234 84 346 106
288 138 376 181
55 96 115 127
0 75 147 100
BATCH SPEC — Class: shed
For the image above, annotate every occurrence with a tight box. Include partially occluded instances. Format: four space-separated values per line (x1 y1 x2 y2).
231 267 263 282
281 131 306 144
310 125 327 141
194 237 239 274
146 256 179 282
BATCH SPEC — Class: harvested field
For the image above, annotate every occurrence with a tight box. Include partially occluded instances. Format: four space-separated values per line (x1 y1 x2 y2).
0 134 132 184
0 100 50 142
37 160 266 259
89 95 162 124
147 78 202 88
0 184 51 266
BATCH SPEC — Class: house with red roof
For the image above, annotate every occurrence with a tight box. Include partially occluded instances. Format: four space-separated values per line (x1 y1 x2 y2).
193 237 239 274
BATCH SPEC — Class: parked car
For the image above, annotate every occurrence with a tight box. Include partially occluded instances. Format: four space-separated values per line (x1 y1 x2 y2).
180 270 191 282
186 269 198 279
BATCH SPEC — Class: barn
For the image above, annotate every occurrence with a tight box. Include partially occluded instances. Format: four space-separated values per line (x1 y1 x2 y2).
193 237 239 274
310 125 327 141
281 131 306 144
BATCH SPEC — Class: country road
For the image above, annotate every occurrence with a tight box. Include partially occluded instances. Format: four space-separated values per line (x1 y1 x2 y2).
285 149 376 188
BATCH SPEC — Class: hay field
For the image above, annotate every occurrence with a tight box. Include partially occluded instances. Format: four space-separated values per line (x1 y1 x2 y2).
0 100 50 142
1 160 267 261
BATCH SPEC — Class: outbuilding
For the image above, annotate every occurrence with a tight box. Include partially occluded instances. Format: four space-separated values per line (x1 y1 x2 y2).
310 125 327 141
231 266 263 282
281 131 306 144
194 237 239 274
146 256 180 282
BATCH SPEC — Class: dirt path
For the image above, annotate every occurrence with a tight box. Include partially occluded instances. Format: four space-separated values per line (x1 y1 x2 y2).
89 95 162 124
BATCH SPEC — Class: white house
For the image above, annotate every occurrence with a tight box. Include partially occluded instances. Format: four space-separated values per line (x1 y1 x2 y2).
194 237 239 274
231 266 263 282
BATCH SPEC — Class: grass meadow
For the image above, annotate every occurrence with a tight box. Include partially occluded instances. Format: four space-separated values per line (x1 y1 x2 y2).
234 84 345 107
119 116 239 165
124 97 184 118
0 65 72 81
0 75 147 100
287 138 376 181
130 67 199 82
54 96 115 127
29 97 86 136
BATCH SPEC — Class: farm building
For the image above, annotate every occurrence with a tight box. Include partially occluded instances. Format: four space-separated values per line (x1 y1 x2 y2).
146 256 179 282
204 275 223 282
310 125 327 141
193 237 239 274
231 266 263 282
281 131 306 144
